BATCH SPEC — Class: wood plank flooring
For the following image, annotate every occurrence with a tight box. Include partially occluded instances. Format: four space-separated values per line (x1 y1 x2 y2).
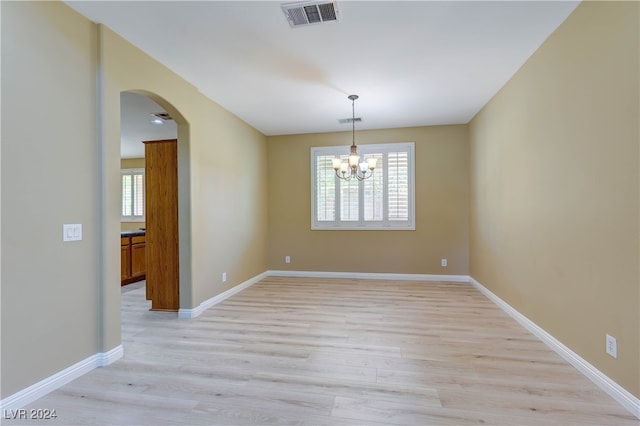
6 276 637 425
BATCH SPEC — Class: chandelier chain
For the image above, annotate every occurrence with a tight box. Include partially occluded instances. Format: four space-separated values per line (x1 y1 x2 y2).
333 94 377 181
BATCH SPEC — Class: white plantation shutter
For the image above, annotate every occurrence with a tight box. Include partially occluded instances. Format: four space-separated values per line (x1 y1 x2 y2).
340 182 360 221
363 153 384 221
122 174 132 216
388 151 409 221
133 174 144 216
315 156 336 221
340 161 359 221
311 143 414 230
121 169 145 221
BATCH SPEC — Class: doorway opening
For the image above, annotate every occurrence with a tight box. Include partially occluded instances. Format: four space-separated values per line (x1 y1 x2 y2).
119 90 191 316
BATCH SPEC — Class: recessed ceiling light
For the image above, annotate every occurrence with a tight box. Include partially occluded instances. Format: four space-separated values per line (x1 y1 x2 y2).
151 118 164 125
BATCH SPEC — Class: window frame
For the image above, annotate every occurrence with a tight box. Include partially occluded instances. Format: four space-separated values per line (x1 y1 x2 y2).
121 168 145 222
310 142 415 230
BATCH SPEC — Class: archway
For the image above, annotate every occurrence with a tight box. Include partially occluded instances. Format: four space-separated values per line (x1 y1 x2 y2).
119 90 191 313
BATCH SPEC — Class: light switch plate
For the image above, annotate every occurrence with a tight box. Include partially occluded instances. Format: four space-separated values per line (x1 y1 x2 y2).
63 224 82 242
606 334 617 358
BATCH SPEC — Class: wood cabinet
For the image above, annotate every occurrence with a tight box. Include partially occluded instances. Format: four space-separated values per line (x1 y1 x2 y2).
121 234 146 285
121 237 131 282
144 139 179 311
131 235 146 280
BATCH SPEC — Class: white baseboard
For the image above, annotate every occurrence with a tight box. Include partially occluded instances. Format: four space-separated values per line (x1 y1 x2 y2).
178 271 270 319
0 345 123 412
177 270 468 320
10 274 636 419
0 271 465 412
268 270 470 283
469 276 640 420
96 345 124 367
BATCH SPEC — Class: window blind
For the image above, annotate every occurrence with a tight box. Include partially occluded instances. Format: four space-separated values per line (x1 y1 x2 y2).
311 143 415 230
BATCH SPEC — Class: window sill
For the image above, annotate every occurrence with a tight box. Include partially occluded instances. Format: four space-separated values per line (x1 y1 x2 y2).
311 225 415 231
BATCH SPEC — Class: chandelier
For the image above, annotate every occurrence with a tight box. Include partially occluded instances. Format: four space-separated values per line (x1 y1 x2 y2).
332 95 377 181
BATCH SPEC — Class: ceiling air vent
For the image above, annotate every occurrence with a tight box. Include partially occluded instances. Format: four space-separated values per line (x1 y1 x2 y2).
151 112 173 121
282 1 339 28
338 117 362 124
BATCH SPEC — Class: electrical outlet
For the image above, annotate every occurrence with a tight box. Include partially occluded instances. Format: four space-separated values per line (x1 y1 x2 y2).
441 258 447 267
222 272 227 283
285 255 291 264
606 334 617 358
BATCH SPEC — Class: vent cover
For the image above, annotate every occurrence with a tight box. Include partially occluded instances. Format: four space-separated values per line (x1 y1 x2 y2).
282 1 339 27
151 112 173 121
338 117 362 124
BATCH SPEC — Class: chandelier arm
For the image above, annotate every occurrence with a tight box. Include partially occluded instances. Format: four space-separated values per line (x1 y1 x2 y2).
335 169 353 181
355 169 375 181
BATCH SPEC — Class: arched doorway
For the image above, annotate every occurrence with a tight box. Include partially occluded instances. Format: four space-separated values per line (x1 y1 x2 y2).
119 90 191 313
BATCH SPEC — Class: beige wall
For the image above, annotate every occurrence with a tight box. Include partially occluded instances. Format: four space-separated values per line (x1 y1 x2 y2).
3 0 638 408
267 126 469 274
100 18 269 331
121 222 145 232
469 1 639 398
120 158 144 169
120 158 145 231
1 1 269 398
1 2 100 397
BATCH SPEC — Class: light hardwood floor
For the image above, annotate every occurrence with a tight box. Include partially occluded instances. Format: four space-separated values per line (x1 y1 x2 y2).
6 277 638 425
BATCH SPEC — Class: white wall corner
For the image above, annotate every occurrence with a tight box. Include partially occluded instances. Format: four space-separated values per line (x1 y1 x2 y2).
178 271 270 319
0 345 123 412
177 305 203 319
469 276 640 420
96 344 124 367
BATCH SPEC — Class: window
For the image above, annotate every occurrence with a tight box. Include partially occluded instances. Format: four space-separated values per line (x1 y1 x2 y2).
311 142 415 230
121 168 145 221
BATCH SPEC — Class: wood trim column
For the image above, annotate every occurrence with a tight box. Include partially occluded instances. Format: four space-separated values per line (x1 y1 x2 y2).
144 139 179 311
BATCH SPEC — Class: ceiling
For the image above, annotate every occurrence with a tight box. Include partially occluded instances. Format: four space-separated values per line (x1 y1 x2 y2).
65 1 579 158
120 92 178 158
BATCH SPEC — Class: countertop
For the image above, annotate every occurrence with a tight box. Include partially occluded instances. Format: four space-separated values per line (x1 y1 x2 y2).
121 229 145 237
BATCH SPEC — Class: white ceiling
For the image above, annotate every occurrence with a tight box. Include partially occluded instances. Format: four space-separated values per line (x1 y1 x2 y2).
120 92 177 158
66 1 579 157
